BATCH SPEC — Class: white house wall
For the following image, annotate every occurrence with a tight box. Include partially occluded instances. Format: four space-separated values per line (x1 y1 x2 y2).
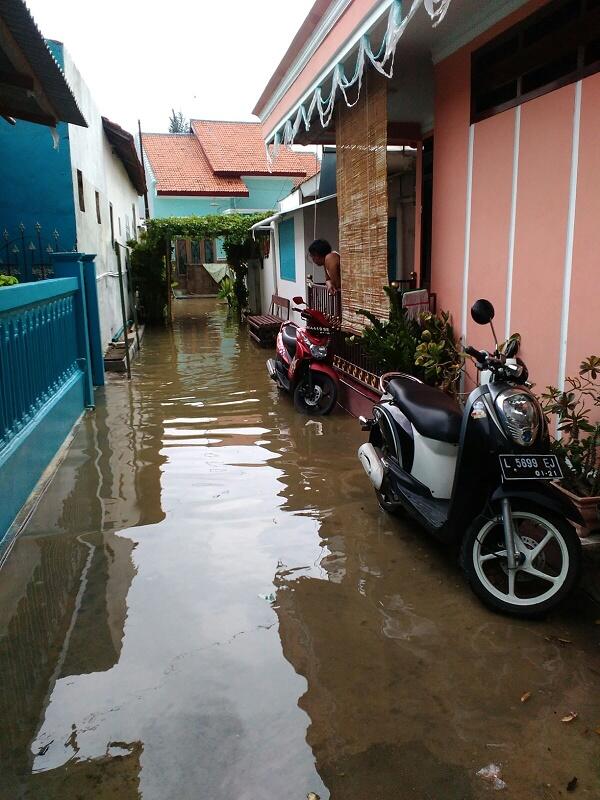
259 197 340 322
63 49 139 347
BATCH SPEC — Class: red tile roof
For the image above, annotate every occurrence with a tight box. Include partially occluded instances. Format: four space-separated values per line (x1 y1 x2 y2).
191 119 314 176
142 133 249 196
143 120 321 197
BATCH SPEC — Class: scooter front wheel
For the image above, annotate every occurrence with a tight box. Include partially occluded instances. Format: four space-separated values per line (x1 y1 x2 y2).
461 501 582 618
293 373 337 415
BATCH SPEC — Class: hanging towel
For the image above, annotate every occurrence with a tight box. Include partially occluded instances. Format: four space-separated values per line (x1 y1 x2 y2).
202 263 231 283
402 289 430 320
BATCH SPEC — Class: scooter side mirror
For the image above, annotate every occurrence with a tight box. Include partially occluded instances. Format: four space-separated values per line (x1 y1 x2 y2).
471 299 495 326
292 296 305 305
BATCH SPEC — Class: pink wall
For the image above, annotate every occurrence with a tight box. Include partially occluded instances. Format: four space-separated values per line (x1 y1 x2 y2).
431 0 598 393
429 46 470 324
465 110 514 353
510 86 574 391
259 0 380 138
566 72 600 378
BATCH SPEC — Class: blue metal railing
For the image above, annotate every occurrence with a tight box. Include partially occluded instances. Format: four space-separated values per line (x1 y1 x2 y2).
0 278 80 449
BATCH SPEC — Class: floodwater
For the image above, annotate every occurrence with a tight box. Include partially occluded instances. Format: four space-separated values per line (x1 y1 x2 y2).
1 299 599 800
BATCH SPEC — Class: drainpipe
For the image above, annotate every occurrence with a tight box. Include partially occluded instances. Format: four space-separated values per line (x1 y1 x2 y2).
270 221 278 297
138 119 150 220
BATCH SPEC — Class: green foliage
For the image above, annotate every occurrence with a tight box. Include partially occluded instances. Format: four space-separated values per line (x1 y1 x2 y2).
541 356 600 497
129 213 271 323
354 287 464 394
0 274 18 287
128 231 167 323
168 109 189 133
414 310 464 394
217 276 235 307
355 286 420 374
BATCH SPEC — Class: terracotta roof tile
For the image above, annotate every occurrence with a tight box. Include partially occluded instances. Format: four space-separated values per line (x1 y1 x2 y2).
142 133 249 196
191 119 315 176
142 121 321 196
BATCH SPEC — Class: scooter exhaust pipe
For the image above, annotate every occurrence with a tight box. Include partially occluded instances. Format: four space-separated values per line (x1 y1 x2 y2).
266 358 277 380
358 443 385 490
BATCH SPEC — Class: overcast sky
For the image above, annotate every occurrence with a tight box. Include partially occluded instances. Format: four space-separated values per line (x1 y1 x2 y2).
25 0 315 135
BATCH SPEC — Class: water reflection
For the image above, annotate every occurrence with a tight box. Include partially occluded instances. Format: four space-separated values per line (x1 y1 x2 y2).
0 300 598 800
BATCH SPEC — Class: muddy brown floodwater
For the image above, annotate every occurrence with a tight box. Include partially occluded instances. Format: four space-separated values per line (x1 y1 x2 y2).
1 299 599 800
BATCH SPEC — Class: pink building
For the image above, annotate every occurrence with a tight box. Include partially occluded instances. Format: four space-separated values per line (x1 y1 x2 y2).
254 0 600 397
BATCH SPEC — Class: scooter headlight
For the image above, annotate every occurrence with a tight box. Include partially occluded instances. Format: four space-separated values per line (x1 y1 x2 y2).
310 344 328 359
496 389 540 447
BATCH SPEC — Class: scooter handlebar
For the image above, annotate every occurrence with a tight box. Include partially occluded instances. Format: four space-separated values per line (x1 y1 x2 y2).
464 345 487 365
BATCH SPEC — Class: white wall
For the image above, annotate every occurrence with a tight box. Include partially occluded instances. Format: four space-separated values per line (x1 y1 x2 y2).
63 49 140 347
303 198 338 284
258 196 339 323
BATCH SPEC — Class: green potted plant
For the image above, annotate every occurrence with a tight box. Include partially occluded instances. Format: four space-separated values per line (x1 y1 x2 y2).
354 287 464 395
541 356 600 537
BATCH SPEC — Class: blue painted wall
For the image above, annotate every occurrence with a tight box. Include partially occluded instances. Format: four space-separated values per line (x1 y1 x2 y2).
279 218 296 281
235 177 294 211
0 41 77 258
151 177 292 220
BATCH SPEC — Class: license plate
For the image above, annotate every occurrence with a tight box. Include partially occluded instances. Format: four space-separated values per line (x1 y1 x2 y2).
499 454 563 481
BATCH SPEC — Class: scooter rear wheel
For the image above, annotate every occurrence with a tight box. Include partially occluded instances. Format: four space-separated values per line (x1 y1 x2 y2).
461 500 582 617
293 373 337 416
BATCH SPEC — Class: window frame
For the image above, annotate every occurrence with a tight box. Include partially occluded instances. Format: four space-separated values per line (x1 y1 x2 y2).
471 0 600 124
76 169 85 212
278 217 296 282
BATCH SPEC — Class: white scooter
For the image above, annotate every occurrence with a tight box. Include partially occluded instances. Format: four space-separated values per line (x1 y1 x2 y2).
358 299 582 617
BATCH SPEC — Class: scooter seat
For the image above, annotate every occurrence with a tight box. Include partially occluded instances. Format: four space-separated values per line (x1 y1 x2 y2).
281 323 297 357
387 377 462 444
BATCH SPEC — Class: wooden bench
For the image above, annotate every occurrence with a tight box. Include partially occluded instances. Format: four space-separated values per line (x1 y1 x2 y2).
247 295 290 347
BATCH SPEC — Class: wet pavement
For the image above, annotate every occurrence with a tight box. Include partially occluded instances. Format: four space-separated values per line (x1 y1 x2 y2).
1 299 599 800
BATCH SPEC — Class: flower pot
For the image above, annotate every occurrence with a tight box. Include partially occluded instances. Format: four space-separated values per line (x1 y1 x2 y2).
554 483 600 538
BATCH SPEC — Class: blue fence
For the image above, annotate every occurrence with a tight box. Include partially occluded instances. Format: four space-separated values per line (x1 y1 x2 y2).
0 256 102 557
0 280 79 445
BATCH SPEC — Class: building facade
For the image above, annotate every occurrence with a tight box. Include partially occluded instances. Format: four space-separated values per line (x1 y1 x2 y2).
0 40 145 347
253 0 600 394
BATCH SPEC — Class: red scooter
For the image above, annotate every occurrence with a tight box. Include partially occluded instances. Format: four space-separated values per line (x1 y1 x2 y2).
266 296 338 415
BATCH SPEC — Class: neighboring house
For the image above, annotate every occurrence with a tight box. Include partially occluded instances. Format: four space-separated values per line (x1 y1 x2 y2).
253 0 600 401
0 0 85 128
252 149 336 325
0 39 146 346
140 120 319 299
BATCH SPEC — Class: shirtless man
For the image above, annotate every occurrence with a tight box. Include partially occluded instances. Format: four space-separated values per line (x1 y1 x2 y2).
308 239 340 294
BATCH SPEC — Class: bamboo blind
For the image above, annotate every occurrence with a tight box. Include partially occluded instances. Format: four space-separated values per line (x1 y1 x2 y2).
336 68 388 333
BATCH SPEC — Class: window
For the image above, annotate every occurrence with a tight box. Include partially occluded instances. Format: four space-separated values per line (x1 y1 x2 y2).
109 203 114 245
118 216 122 237
204 239 214 263
471 0 600 123
132 204 137 241
278 218 295 281
216 237 227 262
77 169 85 212
95 191 101 224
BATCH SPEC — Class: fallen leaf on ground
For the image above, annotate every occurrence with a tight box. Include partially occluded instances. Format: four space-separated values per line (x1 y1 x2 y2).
521 691 532 703
594 727 600 736
566 776 578 792
561 712 578 723
545 635 572 646
307 794 321 800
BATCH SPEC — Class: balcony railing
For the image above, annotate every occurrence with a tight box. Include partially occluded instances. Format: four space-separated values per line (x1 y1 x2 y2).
306 279 341 325
305 278 438 391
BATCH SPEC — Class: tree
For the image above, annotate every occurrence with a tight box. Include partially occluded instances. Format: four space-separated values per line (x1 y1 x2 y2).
168 109 188 133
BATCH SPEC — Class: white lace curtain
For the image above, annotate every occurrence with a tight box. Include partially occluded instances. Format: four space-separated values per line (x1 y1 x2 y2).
268 0 452 160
